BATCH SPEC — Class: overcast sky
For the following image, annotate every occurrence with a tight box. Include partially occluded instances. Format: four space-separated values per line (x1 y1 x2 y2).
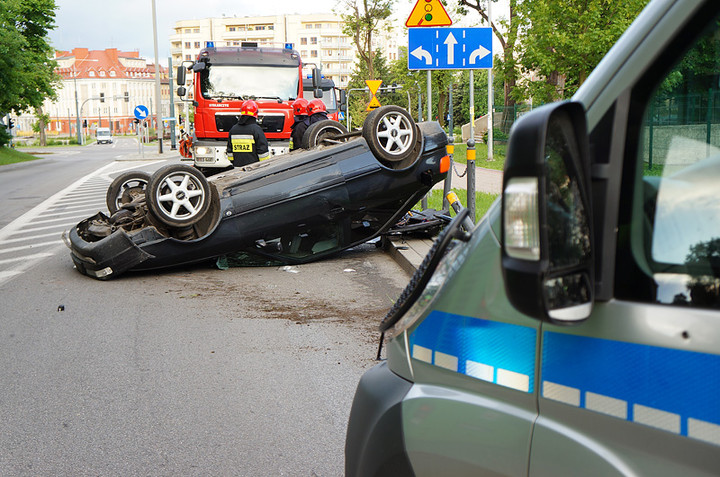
48 0 508 64
49 0 411 62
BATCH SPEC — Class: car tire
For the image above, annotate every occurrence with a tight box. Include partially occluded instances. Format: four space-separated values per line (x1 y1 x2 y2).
301 120 349 149
362 105 419 169
146 164 211 228
106 171 151 214
379 207 470 333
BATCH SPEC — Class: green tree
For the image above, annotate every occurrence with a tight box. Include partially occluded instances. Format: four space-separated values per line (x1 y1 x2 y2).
516 0 648 102
337 0 393 81
346 49 392 128
458 0 520 132
0 0 58 146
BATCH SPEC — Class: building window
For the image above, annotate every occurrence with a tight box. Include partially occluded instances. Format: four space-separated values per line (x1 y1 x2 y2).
193 28 199 33
256 25 265 31
185 54 191 60
228 26 236 31
311 37 317 45
311 50 318 58
194 41 200 48
89 71 95 77
301 37 307 45
315 24 322 29
185 28 191 33
305 24 313 29
185 42 191 48
268 25 274 30
99 71 106 77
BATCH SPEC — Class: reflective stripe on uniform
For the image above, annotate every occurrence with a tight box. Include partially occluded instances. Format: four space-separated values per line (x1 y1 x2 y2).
231 134 254 153
258 151 270 161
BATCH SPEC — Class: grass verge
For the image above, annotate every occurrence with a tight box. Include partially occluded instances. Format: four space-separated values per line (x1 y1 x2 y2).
450 143 507 171
416 188 500 223
0 146 42 166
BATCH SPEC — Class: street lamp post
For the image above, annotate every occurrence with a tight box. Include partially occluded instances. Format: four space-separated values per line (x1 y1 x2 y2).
152 0 163 153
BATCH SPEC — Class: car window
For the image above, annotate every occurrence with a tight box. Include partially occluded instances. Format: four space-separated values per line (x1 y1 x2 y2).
627 15 720 308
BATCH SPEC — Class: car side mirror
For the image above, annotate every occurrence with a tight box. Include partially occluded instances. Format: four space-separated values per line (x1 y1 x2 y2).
176 66 186 86
501 101 594 324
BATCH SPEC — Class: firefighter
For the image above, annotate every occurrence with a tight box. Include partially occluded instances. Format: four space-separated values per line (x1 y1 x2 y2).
307 98 329 125
290 98 310 151
226 100 269 167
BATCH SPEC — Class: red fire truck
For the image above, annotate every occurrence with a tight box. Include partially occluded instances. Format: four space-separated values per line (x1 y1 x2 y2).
302 77 344 122
176 43 318 175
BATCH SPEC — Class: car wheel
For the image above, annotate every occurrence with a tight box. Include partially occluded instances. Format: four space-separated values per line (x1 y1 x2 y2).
362 105 419 169
146 164 211 228
301 120 350 149
106 171 151 214
379 207 470 333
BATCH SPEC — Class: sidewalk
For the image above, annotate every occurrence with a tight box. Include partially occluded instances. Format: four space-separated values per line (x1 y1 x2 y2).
116 146 182 161
388 164 503 275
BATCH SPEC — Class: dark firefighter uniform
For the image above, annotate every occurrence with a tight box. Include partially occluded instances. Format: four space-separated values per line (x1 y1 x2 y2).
226 115 270 167
290 115 309 151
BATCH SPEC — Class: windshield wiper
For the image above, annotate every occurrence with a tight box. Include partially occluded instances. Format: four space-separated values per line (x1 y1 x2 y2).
254 96 285 103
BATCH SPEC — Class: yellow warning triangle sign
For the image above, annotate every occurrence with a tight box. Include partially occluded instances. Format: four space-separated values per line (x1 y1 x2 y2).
406 0 453 27
365 80 382 95
366 96 382 111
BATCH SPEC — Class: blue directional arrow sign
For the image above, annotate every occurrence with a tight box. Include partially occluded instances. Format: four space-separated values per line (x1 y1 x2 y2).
408 27 492 70
133 105 149 121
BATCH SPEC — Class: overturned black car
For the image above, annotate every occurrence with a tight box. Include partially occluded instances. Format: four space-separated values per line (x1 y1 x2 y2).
65 106 449 280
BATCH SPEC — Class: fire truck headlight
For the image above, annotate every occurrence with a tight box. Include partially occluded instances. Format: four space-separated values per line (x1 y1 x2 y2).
195 146 212 158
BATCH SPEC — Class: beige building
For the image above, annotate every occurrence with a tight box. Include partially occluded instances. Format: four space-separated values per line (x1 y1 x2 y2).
169 13 401 89
15 48 169 138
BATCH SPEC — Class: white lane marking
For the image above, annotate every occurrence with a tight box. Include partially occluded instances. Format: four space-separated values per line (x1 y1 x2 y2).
37 208 103 218
31 214 92 225
0 162 115 243
7 223 72 235
0 241 62 255
0 231 61 245
0 252 54 265
47 202 105 211
98 159 166 182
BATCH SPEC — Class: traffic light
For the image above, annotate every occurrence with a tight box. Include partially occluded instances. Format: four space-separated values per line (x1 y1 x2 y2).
124 92 129 102
83 119 87 127
8 119 14 129
100 92 105 103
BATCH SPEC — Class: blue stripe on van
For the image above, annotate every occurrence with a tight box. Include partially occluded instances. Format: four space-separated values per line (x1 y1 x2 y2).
409 311 537 393
542 332 720 438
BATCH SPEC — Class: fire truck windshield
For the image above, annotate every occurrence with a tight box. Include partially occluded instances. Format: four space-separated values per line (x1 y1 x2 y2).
200 65 299 101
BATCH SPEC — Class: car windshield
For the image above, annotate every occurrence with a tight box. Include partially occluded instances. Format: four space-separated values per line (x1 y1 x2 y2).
97 130 110 137
201 65 299 101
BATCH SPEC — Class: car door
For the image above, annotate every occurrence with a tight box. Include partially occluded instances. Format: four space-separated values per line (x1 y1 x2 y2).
530 2 720 475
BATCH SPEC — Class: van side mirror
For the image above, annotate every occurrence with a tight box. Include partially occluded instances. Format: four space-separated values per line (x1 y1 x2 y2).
501 101 594 324
176 66 186 86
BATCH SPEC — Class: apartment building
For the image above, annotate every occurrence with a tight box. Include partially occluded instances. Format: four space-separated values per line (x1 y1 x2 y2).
170 13 401 89
15 48 169 137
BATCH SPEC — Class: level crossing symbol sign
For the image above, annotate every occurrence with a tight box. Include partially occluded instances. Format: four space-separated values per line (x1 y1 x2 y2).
408 27 493 70
365 80 382 111
405 0 452 27
134 105 149 120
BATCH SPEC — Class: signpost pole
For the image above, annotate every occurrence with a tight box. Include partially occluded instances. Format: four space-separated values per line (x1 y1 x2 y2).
467 70 476 222
422 70 431 210
487 0 494 161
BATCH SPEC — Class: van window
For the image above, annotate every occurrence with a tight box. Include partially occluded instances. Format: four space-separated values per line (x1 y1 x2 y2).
620 11 720 308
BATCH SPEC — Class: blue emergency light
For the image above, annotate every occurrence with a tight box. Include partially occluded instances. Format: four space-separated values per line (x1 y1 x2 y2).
284 43 294 50
205 41 215 48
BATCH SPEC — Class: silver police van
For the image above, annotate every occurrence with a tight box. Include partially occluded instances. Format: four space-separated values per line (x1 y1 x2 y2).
346 0 720 475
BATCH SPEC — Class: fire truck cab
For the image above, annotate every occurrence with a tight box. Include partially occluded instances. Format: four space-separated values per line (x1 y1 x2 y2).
176 44 305 175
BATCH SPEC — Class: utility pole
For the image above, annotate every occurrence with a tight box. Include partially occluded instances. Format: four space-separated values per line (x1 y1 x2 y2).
152 0 163 153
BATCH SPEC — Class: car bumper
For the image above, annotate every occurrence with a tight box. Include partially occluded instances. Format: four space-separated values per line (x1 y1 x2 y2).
65 215 155 279
345 362 414 477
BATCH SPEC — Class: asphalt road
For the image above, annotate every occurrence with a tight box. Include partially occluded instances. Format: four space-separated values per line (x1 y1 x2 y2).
0 140 408 475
